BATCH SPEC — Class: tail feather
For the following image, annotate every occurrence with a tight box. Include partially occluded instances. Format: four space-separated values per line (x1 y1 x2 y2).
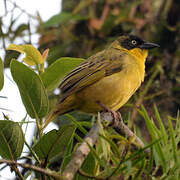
43 95 75 129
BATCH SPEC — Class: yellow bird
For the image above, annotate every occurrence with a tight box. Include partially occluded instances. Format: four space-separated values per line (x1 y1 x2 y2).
44 35 159 128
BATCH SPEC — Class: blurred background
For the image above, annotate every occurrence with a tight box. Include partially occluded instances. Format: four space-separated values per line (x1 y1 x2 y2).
0 0 180 178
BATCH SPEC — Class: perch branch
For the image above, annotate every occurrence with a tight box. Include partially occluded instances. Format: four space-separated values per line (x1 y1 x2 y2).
62 123 99 180
100 112 145 148
0 112 147 179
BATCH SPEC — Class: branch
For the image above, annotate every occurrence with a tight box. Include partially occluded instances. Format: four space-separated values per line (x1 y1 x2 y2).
100 112 146 148
0 159 62 180
62 111 148 179
62 123 99 180
0 112 147 180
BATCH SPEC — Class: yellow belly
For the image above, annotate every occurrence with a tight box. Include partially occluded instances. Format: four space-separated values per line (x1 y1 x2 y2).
75 66 143 113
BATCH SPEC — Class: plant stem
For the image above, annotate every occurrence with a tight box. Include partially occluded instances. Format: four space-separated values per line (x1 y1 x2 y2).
24 139 41 164
11 164 25 180
39 63 45 74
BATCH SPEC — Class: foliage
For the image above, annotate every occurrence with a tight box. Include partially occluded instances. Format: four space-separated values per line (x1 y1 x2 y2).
38 0 180 123
0 45 179 179
10 60 49 119
0 120 24 160
41 57 84 91
0 0 180 179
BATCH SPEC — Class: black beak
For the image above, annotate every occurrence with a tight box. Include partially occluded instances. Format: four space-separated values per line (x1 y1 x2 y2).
139 42 160 49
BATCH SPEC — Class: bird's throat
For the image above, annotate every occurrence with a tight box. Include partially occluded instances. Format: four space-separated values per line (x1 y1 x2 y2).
129 48 148 63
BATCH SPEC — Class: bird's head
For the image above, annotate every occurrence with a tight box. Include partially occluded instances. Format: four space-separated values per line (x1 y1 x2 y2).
111 35 159 60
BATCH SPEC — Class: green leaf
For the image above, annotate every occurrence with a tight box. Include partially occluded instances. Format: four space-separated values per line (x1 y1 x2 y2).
97 113 110 161
41 57 84 91
0 57 4 90
61 137 74 171
10 60 49 118
168 117 178 164
154 104 168 145
33 125 75 161
139 106 167 171
44 12 89 27
0 120 24 160
7 44 44 65
75 152 96 180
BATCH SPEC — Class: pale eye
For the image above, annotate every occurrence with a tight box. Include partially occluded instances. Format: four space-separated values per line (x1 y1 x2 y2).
131 40 137 45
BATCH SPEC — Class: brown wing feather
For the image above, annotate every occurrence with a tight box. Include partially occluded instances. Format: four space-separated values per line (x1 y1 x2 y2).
59 49 126 101
60 50 106 93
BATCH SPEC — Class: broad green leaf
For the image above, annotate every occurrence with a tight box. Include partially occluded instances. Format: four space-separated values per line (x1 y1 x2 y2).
44 12 89 27
33 125 75 161
7 44 44 65
0 57 4 90
0 120 24 160
75 152 96 180
41 57 84 91
10 60 49 118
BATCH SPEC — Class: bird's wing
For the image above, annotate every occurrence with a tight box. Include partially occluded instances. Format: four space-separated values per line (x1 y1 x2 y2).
59 50 126 100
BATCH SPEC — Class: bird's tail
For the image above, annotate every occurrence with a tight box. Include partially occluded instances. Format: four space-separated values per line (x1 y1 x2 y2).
43 96 75 129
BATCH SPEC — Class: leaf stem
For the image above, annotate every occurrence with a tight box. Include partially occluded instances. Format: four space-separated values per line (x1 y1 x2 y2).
24 139 41 164
39 63 45 74
11 164 25 180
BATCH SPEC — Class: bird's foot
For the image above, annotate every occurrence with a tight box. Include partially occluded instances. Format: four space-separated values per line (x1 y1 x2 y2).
96 101 123 127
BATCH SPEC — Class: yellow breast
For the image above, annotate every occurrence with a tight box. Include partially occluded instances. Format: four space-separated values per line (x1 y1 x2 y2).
75 50 147 113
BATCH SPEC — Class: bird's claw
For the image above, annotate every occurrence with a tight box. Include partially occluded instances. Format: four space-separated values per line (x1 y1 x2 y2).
96 100 123 127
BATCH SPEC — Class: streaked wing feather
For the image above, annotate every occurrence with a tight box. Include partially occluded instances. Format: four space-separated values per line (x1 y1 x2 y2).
59 49 125 99
60 50 106 93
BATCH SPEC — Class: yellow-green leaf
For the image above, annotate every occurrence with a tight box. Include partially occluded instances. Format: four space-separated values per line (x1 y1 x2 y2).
7 44 44 65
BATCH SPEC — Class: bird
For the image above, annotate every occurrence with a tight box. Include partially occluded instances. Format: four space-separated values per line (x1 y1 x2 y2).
44 35 159 128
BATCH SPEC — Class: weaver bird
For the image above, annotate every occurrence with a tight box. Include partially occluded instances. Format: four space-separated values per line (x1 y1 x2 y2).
44 35 159 128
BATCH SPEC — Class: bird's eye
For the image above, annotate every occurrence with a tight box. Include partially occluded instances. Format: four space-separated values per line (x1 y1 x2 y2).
131 40 137 45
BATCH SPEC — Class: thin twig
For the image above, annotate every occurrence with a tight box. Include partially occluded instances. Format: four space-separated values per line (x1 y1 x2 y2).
11 164 25 180
0 159 62 179
62 123 99 180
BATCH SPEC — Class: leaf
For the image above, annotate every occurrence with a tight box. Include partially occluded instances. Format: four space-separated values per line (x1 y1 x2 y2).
168 117 178 164
0 120 24 160
10 60 49 118
44 12 89 27
61 137 74 171
75 152 96 180
41 57 84 91
7 44 44 65
33 125 75 161
81 152 96 174
97 113 110 161
0 57 4 90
